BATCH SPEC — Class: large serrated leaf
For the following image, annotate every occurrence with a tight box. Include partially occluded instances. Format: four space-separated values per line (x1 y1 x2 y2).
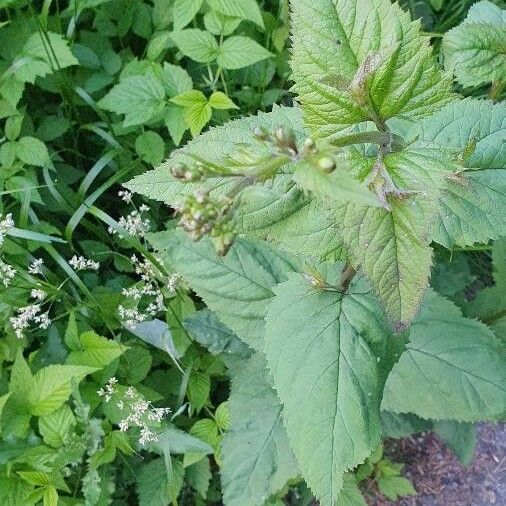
335 148 449 328
290 0 452 140
265 268 392 504
148 230 298 350
221 353 298 506
382 290 506 421
417 99 506 247
443 1 506 88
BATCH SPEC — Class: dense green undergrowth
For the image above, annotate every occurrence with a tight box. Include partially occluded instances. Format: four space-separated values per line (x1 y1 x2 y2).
0 0 505 505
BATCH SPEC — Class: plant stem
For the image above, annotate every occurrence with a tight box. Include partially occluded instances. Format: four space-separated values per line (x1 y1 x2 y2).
338 263 357 292
488 80 504 101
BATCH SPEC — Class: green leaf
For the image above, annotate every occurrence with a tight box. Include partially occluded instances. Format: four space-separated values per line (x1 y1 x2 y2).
12 31 78 84
207 0 264 29
443 1 506 87
208 91 238 110
64 312 80 351
0 393 11 433
130 319 181 359
418 99 506 247
215 401 230 430
185 457 211 498
265 269 390 504
173 0 204 31
184 309 250 357
187 370 210 411
147 31 172 61
382 290 506 421
171 90 212 135
170 89 207 108
433 420 477 466
204 10 242 36
290 0 452 139
15 136 50 167
221 353 298 506
28 365 97 416
135 131 165 165
66 331 126 368
98 71 166 127
148 230 297 349
217 36 272 70
465 237 506 337
335 148 449 329
171 29 219 63
161 62 193 96
137 458 183 506
380 411 432 439
377 476 416 501
164 104 188 146
337 475 367 506
38 404 76 448
117 346 152 384
155 426 213 454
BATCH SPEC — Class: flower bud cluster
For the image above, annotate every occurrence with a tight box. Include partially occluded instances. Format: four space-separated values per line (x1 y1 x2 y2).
170 162 204 182
175 190 235 254
10 303 50 338
253 125 298 159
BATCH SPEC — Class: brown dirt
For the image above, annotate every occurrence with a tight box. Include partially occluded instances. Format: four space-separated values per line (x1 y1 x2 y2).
362 424 506 506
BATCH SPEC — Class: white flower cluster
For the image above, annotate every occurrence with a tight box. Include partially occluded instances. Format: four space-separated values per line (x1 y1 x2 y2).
97 380 171 446
28 258 44 275
0 213 14 246
30 288 46 301
10 304 50 338
118 255 179 330
97 376 118 402
0 258 16 287
109 206 150 238
69 255 100 271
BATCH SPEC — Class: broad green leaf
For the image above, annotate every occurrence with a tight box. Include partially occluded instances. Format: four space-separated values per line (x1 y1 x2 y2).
217 36 272 70
137 458 183 506
187 370 210 411
215 401 230 430
11 32 78 84
171 90 212 135
433 420 476 466
171 29 219 63
418 99 505 171
290 0 452 139
431 170 506 248
208 91 238 110
418 99 506 247
165 104 188 145
207 0 264 29
335 148 449 328
38 405 76 448
265 269 391 504
185 457 211 498
183 309 250 357
382 290 506 421
148 230 297 349
135 131 165 165
126 106 304 204
380 411 432 438
66 331 125 368
173 0 204 31
64 312 80 351
443 1 506 87
117 346 152 384
15 136 50 167
161 62 193 96
147 31 172 61
130 319 181 359
221 353 298 506
98 71 166 127
28 365 97 416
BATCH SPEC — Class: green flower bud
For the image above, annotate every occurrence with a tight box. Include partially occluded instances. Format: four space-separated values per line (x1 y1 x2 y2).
317 156 336 173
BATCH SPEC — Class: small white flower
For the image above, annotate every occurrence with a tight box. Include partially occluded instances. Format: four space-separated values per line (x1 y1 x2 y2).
30 288 46 301
110 210 150 238
28 258 44 275
0 259 16 287
118 420 129 432
10 304 47 338
118 190 133 203
69 255 100 271
139 204 150 213
139 426 158 445
0 213 14 246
